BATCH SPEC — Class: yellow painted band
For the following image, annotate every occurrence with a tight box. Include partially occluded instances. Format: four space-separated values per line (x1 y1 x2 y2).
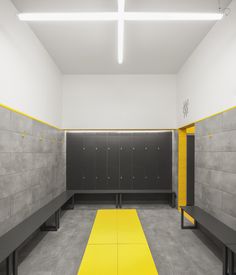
0 103 61 130
179 105 236 129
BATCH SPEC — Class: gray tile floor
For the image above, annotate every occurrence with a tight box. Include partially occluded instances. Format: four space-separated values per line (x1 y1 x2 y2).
16 205 223 275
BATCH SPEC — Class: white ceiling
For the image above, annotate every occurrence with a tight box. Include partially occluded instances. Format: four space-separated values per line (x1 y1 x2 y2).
12 0 231 74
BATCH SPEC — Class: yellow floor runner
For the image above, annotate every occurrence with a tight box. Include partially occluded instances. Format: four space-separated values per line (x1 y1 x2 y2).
78 209 158 275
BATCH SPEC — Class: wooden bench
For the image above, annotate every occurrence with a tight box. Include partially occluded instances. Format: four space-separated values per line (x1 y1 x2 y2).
72 189 176 209
181 206 236 275
0 191 75 275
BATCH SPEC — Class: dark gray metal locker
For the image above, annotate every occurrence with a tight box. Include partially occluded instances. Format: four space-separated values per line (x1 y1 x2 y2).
156 132 172 189
66 133 84 190
95 133 107 189
107 133 119 189
81 134 96 190
119 133 133 189
132 134 146 189
145 133 159 189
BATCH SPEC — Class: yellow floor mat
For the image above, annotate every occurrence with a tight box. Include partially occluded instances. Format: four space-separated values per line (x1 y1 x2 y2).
117 209 147 244
78 209 158 275
118 244 158 275
77 244 117 275
88 209 117 244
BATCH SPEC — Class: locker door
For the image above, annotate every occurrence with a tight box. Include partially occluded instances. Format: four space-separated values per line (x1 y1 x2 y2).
95 133 107 190
107 133 119 189
119 133 133 190
145 133 159 190
81 134 96 190
133 133 146 190
66 133 84 190
156 132 172 190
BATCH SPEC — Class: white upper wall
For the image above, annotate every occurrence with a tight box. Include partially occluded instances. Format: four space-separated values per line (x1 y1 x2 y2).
62 75 177 129
177 0 236 127
0 0 62 127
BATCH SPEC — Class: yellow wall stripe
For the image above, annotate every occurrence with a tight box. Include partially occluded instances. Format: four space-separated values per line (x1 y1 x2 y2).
0 103 61 130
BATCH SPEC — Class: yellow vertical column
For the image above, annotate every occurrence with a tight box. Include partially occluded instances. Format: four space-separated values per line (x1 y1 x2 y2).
178 129 187 210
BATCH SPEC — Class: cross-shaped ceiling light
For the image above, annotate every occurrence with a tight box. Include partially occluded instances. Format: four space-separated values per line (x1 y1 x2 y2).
18 0 223 64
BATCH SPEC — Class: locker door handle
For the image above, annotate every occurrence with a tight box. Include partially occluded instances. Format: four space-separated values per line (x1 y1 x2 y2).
120 176 123 180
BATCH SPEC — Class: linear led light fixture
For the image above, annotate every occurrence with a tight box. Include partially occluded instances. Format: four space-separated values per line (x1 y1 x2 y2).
18 8 224 65
18 12 224 22
118 0 125 64
124 12 223 21
18 12 118 21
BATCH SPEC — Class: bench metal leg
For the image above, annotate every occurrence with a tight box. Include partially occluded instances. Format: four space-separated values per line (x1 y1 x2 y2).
229 248 235 275
181 208 197 229
223 246 228 275
115 194 119 209
6 255 11 275
171 193 176 208
13 251 18 275
62 195 75 210
119 194 122 209
41 209 60 231
6 250 18 275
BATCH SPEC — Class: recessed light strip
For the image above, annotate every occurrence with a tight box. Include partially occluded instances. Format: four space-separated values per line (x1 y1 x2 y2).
18 12 118 21
18 12 223 22
124 12 224 21
118 0 125 64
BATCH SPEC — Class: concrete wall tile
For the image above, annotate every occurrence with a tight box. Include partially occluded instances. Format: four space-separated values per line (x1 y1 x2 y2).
0 107 11 131
221 152 236 173
196 114 222 137
10 112 33 135
0 131 23 152
222 108 236 131
195 152 221 170
11 189 33 216
222 192 236 218
0 197 11 222
0 153 12 176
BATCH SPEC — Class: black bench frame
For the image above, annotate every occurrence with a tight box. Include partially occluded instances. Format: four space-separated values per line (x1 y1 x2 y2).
181 206 236 275
72 189 176 209
227 245 236 275
0 191 75 275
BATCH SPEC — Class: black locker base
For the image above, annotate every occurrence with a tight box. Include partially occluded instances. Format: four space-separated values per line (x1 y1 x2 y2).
72 190 176 209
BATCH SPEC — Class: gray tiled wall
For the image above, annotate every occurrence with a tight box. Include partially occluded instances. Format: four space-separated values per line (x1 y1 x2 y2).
172 130 178 206
195 108 236 230
0 106 66 237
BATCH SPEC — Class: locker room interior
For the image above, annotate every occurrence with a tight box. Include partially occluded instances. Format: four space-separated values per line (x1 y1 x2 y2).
0 0 236 274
